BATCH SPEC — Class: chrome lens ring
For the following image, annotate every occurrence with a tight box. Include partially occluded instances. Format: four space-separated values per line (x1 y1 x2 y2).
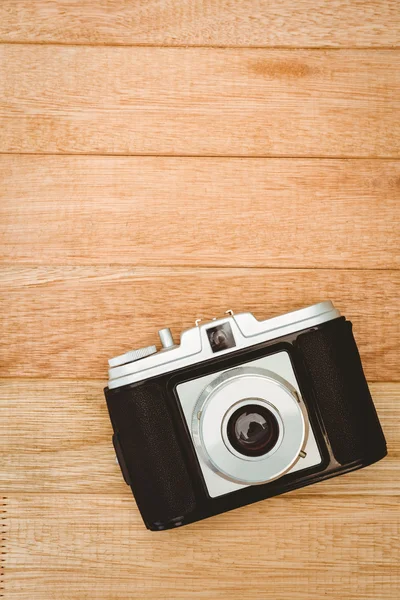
192 367 307 485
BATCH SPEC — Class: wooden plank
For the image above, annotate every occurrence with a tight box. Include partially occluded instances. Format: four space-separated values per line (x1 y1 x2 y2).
1 46 399 157
1 156 399 269
2 492 399 599
1 266 399 380
0 380 397 495
0 1 399 48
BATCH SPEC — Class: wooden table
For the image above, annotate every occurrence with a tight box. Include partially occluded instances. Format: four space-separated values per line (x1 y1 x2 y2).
1 2 399 598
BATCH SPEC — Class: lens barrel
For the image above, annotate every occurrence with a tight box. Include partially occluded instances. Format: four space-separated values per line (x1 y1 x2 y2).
227 402 280 457
192 367 307 485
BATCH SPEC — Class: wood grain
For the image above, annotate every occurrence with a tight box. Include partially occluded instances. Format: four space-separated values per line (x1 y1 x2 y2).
1 156 399 268
0 380 398 495
1 1 399 597
0 0 399 48
1 266 399 380
1 45 400 156
2 492 399 599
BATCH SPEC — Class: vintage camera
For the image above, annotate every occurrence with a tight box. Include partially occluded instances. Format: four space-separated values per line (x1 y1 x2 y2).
104 302 386 530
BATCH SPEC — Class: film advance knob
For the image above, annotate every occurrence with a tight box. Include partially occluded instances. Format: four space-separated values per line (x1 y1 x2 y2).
108 345 157 368
159 328 175 348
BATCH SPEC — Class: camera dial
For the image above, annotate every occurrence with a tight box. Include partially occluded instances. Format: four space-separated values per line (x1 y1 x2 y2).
108 345 157 368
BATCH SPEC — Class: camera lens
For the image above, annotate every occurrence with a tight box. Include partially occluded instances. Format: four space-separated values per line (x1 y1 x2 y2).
227 403 280 457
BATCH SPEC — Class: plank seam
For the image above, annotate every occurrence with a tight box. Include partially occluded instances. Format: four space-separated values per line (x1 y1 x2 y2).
1 153 400 160
0 264 398 272
0 41 400 50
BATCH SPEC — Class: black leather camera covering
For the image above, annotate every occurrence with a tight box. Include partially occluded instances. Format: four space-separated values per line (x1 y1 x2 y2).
105 317 387 530
107 383 196 525
296 320 386 465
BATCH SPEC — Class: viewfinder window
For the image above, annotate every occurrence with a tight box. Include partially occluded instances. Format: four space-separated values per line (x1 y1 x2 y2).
207 323 236 353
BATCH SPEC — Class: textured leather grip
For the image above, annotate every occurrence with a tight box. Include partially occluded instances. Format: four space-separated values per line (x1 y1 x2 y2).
296 318 386 464
106 382 196 528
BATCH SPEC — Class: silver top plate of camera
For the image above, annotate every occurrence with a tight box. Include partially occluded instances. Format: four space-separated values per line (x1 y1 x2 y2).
108 301 340 389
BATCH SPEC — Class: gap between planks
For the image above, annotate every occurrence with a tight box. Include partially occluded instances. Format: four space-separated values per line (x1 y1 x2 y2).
2 42 400 50
0 264 398 272
2 153 400 159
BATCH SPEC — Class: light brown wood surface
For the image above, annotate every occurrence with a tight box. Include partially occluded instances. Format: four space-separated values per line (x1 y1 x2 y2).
2 493 399 600
0 0 399 47
1 266 399 381
1 46 400 156
0 2 399 599
1 156 399 268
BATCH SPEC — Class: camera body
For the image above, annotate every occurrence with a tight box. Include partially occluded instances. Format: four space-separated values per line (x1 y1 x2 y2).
104 302 387 530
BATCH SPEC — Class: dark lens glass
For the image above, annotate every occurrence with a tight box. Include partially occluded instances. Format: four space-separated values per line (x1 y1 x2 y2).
227 403 280 457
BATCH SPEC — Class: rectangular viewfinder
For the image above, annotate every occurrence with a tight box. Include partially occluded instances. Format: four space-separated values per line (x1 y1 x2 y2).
207 322 236 353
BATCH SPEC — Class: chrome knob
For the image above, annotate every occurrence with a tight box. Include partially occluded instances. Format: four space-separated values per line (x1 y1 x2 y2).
108 345 157 368
159 328 175 349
